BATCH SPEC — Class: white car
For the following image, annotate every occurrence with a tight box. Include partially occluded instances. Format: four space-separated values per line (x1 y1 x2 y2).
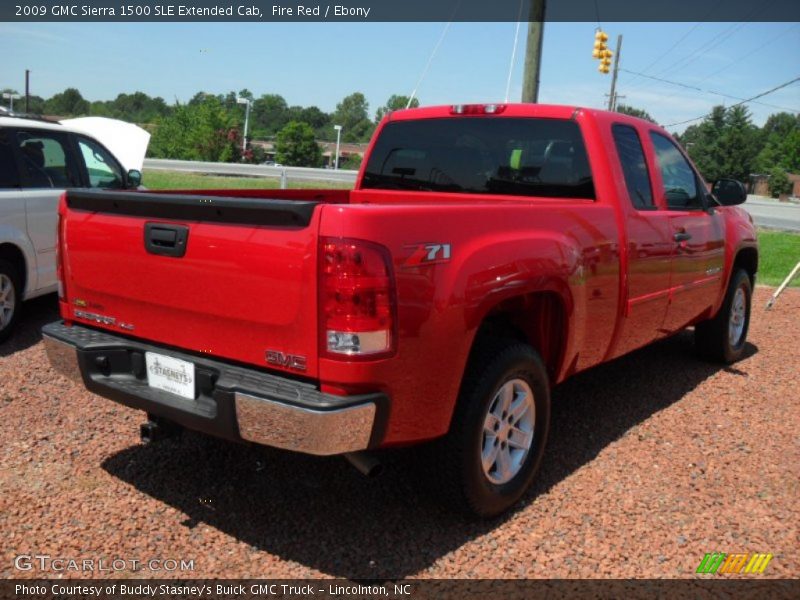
0 115 145 341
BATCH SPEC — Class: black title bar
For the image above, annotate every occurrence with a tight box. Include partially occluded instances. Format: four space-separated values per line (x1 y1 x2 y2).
3 0 800 22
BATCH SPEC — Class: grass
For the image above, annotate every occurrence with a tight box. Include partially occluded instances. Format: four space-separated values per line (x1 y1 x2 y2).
757 229 800 287
141 171 798 288
142 169 353 190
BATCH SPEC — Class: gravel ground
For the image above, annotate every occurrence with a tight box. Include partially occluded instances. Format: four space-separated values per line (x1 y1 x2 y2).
1 288 798 580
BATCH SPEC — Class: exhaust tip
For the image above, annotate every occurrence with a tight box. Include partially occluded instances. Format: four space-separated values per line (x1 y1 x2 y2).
344 452 383 478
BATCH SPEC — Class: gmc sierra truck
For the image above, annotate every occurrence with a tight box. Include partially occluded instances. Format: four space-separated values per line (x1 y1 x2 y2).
43 104 757 516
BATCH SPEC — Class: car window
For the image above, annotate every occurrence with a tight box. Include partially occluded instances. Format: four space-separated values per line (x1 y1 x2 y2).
15 130 80 189
649 132 702 210
612 124 654 209
362 117 595 199
0 130 20 189
77 136 125 189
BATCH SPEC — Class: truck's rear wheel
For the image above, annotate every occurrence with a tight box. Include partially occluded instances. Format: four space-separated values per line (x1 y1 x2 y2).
434 340 551 517
695 268 752 363
0 259 21 343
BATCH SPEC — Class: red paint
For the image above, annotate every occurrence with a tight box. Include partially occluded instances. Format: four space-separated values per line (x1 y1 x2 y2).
57 104 757 448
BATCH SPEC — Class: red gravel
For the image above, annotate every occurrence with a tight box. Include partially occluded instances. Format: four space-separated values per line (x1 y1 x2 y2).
1 288 798 579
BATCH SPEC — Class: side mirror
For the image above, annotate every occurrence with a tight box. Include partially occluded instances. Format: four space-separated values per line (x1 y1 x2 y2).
712 178 747 206
127 169 142 189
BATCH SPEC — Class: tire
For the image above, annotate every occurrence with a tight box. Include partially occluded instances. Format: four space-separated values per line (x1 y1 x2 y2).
0 259 22 343
431 338 551 518
695 268 752 363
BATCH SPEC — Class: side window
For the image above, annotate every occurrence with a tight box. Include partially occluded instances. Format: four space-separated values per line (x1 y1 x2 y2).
0 130 21 189
15 130 80 189
77 136 124 189
612 124 654 209
649 132 702 210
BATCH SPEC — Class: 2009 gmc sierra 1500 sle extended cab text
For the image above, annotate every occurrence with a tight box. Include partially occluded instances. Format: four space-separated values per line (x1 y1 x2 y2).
43 103 757 516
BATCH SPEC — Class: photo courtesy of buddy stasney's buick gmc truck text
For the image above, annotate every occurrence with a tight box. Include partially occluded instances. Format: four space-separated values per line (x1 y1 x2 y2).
43 103 758 517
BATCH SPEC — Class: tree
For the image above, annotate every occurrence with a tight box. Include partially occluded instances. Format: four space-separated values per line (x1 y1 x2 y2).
614 104 655 123
149 96 241 162
251 94 289 137
767 166 792 198
374 95 419 123
275 121 322 167
45 88 90 116
683 105 759 182
332 92 374 142
756 113 800 173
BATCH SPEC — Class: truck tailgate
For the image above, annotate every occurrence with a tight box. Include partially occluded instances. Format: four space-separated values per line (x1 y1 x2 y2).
60 190 324 377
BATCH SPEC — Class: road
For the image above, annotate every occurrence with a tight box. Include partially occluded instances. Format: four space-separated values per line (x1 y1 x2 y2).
742 196 800 232
143 158 358 185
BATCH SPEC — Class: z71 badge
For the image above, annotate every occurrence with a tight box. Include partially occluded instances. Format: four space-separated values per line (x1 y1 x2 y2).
403 243 451 267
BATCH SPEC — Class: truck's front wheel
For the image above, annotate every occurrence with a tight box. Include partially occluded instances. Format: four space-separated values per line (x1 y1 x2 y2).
695 268 752 363
436 340 551 517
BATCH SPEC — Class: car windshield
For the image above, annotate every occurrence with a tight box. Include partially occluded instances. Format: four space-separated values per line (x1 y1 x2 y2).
361 117 594 199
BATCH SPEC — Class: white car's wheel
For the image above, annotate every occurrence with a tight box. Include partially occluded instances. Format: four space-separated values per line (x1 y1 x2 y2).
0 259 21 343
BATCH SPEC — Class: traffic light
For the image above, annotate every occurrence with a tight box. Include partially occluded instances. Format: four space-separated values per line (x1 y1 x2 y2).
593 29 612 74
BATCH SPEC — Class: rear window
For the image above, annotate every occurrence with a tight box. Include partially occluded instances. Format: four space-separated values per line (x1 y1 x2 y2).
361 117 594 199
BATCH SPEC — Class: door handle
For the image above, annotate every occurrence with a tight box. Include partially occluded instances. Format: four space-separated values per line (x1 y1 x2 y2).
673 231 692 243
144 222 189 257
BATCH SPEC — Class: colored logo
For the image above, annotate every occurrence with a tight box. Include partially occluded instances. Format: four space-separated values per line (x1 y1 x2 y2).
696 553 773 574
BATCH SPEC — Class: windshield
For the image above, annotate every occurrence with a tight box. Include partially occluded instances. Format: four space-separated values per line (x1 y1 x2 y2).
362 117 594 199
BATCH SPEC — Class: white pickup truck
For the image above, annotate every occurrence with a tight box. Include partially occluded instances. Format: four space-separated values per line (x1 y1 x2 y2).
0 115 145 341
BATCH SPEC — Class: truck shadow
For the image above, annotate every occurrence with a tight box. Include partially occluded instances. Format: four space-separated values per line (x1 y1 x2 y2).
0 294 59 357
101 332 756 579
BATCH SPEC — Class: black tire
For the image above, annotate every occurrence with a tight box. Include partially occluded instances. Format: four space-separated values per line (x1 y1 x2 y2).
695 268 752 363
431 338 551 518
0 259 22 343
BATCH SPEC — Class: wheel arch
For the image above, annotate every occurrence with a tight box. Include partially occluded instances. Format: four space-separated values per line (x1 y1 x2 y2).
0 242 28 298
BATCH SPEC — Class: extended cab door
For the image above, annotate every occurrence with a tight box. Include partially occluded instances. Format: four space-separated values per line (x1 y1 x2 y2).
608 123 674 357
647 131 725 332
11 128 82 295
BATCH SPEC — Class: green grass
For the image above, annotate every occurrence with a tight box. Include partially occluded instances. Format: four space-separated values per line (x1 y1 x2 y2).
757 229 800 287
142 169 353 190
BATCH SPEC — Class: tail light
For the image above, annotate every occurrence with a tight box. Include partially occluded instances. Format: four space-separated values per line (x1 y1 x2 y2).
320 238 396 358
451 103 506 115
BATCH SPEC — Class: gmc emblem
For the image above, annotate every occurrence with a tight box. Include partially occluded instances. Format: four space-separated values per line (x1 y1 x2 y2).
265 350 307 371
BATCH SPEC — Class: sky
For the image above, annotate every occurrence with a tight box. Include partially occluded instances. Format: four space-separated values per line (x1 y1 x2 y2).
1 21 799 133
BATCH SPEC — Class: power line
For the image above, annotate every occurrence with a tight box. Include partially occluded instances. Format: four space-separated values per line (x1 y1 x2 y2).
664 75 800 127
619 68 800 113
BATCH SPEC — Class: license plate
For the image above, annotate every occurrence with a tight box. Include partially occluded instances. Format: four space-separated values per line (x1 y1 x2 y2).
145 352 195 400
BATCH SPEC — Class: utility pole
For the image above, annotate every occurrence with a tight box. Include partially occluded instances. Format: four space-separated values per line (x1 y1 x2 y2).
607 35 623 111
521 0 546 103
25 70 30 113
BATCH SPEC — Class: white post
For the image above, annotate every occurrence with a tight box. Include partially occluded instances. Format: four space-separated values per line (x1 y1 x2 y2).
237 97 251 154
280 169 288 189
333 124 343 170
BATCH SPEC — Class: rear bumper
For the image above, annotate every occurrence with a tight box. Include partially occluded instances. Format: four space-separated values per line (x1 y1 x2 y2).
42 321 387 455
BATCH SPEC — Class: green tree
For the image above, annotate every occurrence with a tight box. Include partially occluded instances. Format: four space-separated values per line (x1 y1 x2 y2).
251 94 289 137
374 94 420 123
275 121 322 167
615 104 655 123
149 96 241 162
332 92 374 142
756 113 800 173
684 105 759 182
45 88 90 116
767 166 792 197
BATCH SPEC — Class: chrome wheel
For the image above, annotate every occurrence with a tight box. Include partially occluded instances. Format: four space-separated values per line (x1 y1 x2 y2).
728 286 746 347
481 378 535 485
0 273 15 331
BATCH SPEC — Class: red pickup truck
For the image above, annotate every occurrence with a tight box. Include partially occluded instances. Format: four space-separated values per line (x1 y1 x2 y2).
43 103 757 516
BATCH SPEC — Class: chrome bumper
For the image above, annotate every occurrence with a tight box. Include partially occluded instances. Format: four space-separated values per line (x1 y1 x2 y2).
43 334 83 383
235 392 376 455
41 322 383 456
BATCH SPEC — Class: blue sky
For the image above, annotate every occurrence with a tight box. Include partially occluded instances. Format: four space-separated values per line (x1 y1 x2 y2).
1 21 798 132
